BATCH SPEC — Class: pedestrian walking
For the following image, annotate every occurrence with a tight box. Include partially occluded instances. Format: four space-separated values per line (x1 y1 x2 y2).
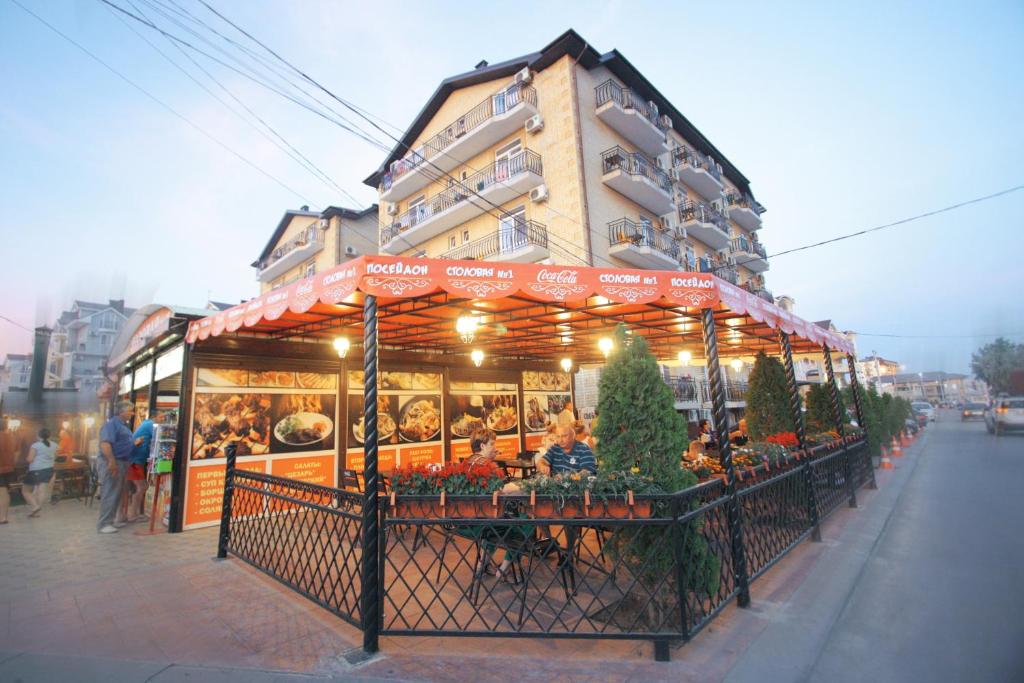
0 418 16 524
97 401 134 534
22 428 56 517
127 411 159 522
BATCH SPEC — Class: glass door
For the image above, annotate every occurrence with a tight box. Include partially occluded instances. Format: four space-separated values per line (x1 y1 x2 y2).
499 207 527 254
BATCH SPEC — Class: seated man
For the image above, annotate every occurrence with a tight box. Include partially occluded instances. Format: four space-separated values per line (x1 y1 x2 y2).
729 417 749 446
540 424 597 476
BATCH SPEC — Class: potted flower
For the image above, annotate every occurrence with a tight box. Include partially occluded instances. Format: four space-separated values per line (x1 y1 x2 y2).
390 461 506 518
519 472 592 518
589 470 662 518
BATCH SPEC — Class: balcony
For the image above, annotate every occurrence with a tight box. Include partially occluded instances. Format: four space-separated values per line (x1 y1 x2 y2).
669 377 709 405
743 280 774 303
439 220 549 263
594 80 670 158
256 228 324 283
380 151 544 254
379 83 539 202
725 192 764 231
729 236 769 272
600 146 675 216
697 256 738 285
607 218 680 269
726 380 748 403
680 200 731 250
672 147 724 200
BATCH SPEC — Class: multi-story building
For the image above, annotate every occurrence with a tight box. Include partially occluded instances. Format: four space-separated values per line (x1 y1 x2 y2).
858 355 901 388
252 204 379 293
50 299 134 393
364 30 768 294
878 372 988 405
0 353 32 392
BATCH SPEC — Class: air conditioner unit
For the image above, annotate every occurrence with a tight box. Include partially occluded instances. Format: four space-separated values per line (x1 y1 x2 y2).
514 67 532 84
385 202 398 216
659 114 672 128
524 114 544 134
675 227 688 240
530 184 549 203
319 218 329 229
344 245 359 257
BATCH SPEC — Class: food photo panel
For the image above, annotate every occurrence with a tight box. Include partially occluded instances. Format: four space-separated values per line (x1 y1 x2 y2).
270 392 337 454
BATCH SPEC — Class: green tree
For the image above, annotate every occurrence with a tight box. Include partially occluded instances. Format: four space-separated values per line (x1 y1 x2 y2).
744 351 795 440
805 384 836 433
594 325 689 491
971 337 1024 394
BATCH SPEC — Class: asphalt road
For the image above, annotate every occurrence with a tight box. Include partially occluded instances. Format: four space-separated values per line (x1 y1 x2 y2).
805 412 1024 682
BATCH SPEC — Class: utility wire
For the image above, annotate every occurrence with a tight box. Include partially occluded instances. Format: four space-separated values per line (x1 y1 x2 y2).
106 0 361 208
0 315 34 333
854 331 1024 339
8 0 318 206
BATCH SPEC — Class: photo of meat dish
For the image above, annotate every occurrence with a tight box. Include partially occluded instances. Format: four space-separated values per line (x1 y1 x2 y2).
483 394 518 433
191 393 271 459
249 371 295 388
451 413 483 438
523 371 570 392
525 396 550 431
399 397 441 442
271 393 336 451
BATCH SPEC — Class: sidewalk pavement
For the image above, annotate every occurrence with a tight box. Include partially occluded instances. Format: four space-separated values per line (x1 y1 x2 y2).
0 437 924 683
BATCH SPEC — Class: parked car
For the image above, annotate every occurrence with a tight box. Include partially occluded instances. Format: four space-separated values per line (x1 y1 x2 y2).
961 402 987 421
904 418 920 435
912 401 936 423
985 397 1024 435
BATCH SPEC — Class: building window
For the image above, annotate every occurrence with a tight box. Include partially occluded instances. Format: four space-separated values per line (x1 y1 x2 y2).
449 236 456 249
304 260 316 278
462 230 470 244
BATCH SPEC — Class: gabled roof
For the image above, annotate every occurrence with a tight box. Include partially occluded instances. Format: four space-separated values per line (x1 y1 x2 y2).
322 204 378 221
206 301 235 311
252 206 378 268
363 29 755 199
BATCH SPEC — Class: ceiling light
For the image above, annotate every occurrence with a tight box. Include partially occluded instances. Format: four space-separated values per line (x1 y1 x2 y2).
560 358 573 373
678 350 692 366
470 349 485 367
456 315 479 344
333 337 350 358
598 337 614 358
730 358 744 372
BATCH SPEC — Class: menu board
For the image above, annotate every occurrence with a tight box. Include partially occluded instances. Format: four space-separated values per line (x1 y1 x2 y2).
523 371 572 451
449 381 521 462
345 371 443 472
183 368 339 530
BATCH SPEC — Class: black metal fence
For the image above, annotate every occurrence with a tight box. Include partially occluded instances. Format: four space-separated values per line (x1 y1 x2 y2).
218 438 873 658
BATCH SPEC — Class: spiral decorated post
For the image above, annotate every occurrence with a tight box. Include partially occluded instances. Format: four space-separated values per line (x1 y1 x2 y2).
823 344 857 508
360 294 380 653
846 354 877 490
779 331 820 541
701 307 750 607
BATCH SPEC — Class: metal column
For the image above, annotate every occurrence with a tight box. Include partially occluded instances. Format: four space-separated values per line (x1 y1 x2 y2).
360 295 380 654
701 307 750 607
779 331 821 542
846 354 877 490
822 345 856 508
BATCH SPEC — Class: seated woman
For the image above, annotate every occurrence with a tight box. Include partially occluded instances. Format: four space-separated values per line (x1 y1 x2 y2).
463 427 527 584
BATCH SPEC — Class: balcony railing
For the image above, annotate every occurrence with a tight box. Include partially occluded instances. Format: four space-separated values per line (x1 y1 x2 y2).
680 200 728 231
601 146 672 193
381 150 543 247
672 146 722 181
669 377 708 403
595 80 668 132
608 218 680 260
439 220 548 261
730 236 767 260
257 226 323 271
743 281 774 303
726 192 764 216
697 256 739 284
726 380 748 402
381 84 538 193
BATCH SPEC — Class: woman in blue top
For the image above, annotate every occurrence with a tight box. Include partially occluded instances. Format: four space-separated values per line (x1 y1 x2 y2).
23 428 56 517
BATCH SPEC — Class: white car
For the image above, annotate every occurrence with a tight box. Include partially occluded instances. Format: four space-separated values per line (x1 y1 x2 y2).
911 401 936 422
985 397 1024 435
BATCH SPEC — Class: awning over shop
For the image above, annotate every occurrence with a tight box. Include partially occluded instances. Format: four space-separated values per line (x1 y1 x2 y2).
185 256 854 361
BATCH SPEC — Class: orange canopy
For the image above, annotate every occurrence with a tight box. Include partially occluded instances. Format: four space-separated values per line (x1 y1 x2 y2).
186 256 853 363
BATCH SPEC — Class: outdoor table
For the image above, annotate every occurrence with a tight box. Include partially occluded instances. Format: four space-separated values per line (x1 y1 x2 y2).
496 458 536 479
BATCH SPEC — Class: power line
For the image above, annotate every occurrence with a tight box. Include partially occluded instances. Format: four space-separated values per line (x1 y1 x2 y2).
8 0 318 206
854 331 1024 339
0 316 34 333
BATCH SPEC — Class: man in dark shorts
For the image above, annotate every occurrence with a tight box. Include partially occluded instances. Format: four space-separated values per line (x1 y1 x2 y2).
0 417 16 524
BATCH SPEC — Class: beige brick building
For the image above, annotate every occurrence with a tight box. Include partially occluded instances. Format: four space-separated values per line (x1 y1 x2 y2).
253 204 378 294
364 30 770 300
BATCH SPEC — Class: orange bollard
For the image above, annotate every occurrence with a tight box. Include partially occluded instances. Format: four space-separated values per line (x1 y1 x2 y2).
901 431 911 448
891 436 903 457
879 445 893 470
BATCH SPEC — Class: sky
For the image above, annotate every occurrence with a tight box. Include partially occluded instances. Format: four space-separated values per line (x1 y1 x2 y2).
1 0 1022 374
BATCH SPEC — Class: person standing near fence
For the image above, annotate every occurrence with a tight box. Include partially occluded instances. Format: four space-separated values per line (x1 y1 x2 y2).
97 401 134 534
0 418 16 524
22 428 56 518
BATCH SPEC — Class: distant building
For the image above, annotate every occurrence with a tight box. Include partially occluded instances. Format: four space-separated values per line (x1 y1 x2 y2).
205 301 235 311
877 372 988 404
858 355 901 387
0 353 32 392
252 204 379 294
50 299 135 394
